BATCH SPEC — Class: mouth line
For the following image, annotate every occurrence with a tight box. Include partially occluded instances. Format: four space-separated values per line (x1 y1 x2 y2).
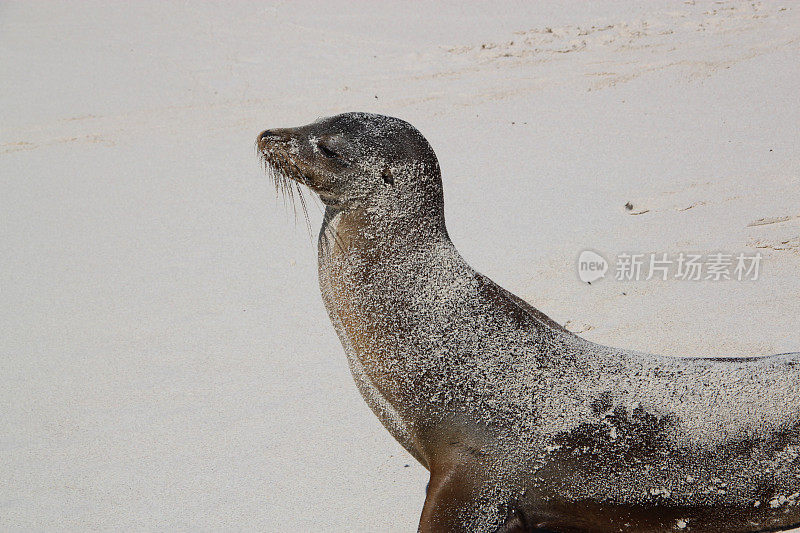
259 145 346 212
259 147 309 184
260 148 340 194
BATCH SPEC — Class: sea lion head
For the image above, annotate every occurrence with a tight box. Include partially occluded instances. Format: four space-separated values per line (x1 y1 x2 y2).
257 112 444 221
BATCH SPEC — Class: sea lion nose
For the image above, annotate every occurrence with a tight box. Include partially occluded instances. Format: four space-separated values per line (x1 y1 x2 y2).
258 130 276 141
257 129 285 149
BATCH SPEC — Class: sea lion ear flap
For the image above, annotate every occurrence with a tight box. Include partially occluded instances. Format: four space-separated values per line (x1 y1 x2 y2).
381 166 394 186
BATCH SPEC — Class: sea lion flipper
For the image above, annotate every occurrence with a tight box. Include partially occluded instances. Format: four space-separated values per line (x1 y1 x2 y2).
418 461 526 533
418 462 477 532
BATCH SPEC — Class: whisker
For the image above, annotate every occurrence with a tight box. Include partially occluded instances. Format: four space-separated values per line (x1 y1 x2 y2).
260 146 330 248
294 180 312 235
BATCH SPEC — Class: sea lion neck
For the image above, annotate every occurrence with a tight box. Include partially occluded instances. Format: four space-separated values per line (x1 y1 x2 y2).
319 203 450 257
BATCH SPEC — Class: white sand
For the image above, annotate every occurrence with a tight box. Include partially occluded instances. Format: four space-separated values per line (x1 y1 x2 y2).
1 1 798 531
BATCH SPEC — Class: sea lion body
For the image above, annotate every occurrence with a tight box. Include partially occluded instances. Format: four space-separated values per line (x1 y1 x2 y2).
258 113 800 532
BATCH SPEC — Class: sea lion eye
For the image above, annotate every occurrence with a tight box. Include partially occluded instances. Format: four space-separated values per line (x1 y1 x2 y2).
317 141 339 159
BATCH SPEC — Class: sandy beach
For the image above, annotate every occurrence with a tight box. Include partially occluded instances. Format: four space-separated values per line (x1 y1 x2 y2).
2 1 799 530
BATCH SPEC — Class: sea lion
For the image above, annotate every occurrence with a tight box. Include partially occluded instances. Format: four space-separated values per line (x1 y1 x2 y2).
256 112 800 533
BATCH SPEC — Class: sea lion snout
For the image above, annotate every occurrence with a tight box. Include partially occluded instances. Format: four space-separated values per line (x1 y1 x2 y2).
256 128 292 153
257 123 348 214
